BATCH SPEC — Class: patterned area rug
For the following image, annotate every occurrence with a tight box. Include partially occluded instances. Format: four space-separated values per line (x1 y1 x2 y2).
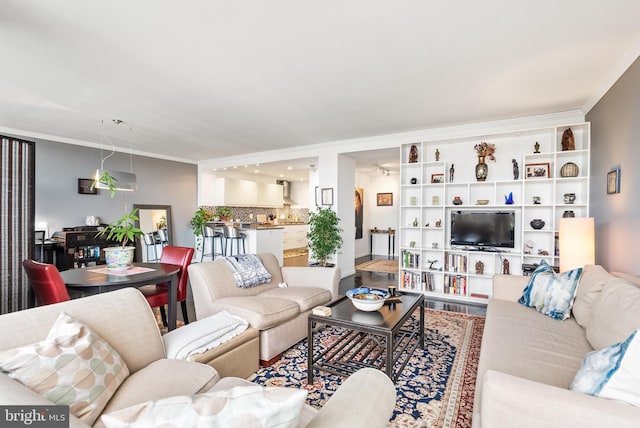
355 259 399 274
248 308 485 427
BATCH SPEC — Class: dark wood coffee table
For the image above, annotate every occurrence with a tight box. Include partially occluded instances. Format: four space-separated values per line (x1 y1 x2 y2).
307 292 424 383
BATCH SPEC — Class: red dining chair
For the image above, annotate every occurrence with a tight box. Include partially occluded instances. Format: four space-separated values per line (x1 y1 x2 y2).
139 246 194 326
22 259 71 306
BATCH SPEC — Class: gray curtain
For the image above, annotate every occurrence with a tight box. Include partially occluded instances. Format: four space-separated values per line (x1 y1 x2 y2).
1 136 35 314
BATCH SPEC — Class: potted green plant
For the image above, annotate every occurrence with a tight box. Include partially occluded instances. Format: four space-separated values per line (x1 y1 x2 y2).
214 206 232 221
93 171 144 271
190 206 215 252
307 207 343 267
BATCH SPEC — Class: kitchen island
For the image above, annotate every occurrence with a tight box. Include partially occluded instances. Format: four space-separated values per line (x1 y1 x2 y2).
204 222 285 266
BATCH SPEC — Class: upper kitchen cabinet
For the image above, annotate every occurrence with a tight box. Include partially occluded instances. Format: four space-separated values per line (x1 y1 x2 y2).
205 177 283 208
257 182 285 207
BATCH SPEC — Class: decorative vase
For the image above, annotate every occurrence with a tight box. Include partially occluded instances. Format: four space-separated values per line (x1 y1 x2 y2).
563 193 576 204
563 210 575 218
530 219 545 230
452 196 463 205
560 162 579 177
475 156 488 182
103 246 135 272
410 177 417 184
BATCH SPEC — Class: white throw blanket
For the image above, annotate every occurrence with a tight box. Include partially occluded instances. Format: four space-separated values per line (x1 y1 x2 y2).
163 311 249 360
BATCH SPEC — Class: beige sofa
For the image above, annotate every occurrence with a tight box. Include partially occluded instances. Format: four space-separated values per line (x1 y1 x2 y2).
473 265 640 428
0 287 396 428
188 253 340 364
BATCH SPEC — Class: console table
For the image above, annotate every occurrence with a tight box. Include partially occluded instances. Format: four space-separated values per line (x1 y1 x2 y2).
370 228 395 259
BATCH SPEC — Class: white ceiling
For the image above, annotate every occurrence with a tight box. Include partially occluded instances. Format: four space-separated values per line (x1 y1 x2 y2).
2 1 640 177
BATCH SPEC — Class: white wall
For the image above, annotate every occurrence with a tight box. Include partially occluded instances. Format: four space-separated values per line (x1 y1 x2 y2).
366 174 400 257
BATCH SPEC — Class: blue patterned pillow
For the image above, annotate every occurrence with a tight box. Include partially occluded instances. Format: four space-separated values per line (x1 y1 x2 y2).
570 329 640 406
518 260 582 320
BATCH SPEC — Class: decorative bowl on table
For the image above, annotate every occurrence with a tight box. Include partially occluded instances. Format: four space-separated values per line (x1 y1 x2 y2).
476 199 489 205
346 287 391 312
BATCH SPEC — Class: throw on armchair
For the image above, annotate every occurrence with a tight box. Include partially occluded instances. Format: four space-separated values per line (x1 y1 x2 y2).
188 253 340 365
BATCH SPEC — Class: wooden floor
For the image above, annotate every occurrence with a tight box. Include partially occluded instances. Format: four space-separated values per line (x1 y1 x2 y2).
285 252 487 317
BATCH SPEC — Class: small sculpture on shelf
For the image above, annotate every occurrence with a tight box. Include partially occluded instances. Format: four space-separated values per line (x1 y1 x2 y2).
512 159 519 180
524 240 535 254
538 249 549 256
412 217 418 227
449 164 455 182
427 260 438 270
435 148 440 161
432 242 438 249
409 144 419 163
435 219 442 228
502 258 510 275
452 196 463 205
534 141 540 153
475 260 484 275
561 128 575 151
505 192 514 205
424 223 429 227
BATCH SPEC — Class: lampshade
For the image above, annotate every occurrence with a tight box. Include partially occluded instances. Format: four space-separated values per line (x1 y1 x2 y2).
94 169 137 192
559 217 594 272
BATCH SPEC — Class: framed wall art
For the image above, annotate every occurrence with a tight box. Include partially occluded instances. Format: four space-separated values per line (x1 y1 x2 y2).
524 162 550 179
321 188 334 206
607 168 620 194
77 178 97 195
377 192 393 206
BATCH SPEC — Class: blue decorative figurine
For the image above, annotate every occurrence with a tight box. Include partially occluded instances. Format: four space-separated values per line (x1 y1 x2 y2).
505 192 514 205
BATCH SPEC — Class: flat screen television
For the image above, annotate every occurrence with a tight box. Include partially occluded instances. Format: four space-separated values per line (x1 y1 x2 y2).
450 211 515 250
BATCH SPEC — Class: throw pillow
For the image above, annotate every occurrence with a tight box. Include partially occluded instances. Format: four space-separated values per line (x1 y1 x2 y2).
101 385 308 428
223 254 272 288
0 312 129 425
571 264 610 328
570 329 640 406
586 277 640 350
518 260 582 320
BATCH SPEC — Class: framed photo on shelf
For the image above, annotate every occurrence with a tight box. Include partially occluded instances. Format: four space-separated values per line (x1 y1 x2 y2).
431 173 444 184
376 192 393 206
524 162 550 179
321 188 334 206
77 178 97 195
607 168 620 194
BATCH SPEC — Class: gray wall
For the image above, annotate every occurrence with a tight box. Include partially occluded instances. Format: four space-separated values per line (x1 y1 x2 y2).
34 139 198 248
586 57 640 274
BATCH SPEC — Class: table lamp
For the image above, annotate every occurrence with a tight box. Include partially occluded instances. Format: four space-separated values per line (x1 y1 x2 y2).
559 217 595 272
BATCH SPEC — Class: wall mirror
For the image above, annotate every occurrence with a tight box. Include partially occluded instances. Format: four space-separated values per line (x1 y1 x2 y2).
133 204 172 262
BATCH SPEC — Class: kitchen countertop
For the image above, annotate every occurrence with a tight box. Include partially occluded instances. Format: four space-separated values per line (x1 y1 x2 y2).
206 221 306 230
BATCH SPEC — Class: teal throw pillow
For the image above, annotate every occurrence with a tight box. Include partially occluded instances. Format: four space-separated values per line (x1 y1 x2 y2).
570 329 640 406
518 260 582 320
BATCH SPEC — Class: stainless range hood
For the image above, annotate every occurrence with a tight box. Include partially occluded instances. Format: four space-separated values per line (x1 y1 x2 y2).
276 180 296 205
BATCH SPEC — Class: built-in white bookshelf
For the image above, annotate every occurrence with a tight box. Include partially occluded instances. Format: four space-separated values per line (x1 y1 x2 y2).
399 122 590 303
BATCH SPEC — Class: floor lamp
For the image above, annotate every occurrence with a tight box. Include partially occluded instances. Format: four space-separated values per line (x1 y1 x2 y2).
559 217 595 272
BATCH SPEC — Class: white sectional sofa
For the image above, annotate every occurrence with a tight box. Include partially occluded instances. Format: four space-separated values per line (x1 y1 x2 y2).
473 265 640 427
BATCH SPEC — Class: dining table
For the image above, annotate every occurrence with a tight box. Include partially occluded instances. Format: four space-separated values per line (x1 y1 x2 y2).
59 262 181 330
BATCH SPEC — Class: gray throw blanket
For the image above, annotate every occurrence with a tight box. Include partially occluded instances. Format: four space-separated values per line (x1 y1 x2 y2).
222 254 272 288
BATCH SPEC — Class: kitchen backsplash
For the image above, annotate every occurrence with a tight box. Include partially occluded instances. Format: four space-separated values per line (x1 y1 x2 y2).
204 206 310 223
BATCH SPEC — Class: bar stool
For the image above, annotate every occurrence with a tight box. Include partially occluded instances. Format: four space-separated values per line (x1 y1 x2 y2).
157 228 169 247
143 232 159 262
223 225 246 256
201 225 225 261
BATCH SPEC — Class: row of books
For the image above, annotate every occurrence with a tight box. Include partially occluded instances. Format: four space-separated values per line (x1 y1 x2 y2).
444 252 468 273
400 250 420 269
401 270 436 291
444 274 467 295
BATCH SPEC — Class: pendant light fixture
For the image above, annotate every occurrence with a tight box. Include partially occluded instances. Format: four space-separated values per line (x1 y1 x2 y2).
94 119 137 192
